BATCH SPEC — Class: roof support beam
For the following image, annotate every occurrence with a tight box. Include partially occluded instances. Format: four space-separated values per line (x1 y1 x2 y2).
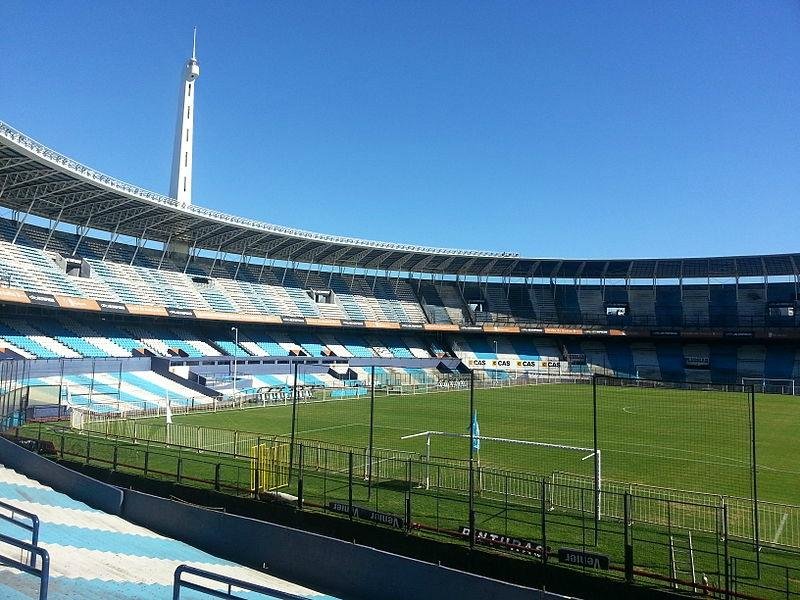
11 197 36 244
158 232 173 270
130 228 149 266
102 221 121 262
0 157 33 172
72 212 97 255
257 251 270 283
42 207 65 251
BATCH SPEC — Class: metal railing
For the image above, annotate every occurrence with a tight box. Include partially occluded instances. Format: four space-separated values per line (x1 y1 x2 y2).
172 564 311 600
0 532 50 600
479 309 800 330
0 499 40 566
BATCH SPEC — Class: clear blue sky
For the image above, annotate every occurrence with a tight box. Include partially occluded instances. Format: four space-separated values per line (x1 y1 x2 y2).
2 2 798 259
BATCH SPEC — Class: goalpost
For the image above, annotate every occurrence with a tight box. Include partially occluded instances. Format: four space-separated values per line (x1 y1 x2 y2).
250 442 290 493
741 377 796 396
400 430 603 519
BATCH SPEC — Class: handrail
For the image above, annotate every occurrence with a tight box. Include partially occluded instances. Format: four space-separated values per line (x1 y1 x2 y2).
0 532 50 600
0 499 40 565
172 564 310 600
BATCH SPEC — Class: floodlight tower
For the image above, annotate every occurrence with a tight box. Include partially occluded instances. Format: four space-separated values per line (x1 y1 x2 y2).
170 27 200 205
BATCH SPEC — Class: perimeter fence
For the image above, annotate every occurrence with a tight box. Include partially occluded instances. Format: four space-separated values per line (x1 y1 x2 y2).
7 366 800 599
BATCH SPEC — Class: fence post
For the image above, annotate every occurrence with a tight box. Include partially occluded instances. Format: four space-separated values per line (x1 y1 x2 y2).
60 435 64 459
749 385 760 557
288 362 299 482
348 451 354 522
468 370 476 550
540 478 548 566
297 443 304 511
143 450 149 477
406 458 412 533
177 457 182 483
592 373 600 544
254 450 260 498
112 445 118 471
723 503 730 600
367 365 375 498
214 463 221 491
624 492 633 584
85 439 90 465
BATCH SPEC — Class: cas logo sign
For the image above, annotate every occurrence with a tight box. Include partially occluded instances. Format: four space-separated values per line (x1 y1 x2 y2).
492 360 511 367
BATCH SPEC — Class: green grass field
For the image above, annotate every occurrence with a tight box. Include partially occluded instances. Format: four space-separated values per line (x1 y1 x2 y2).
162 383 799 506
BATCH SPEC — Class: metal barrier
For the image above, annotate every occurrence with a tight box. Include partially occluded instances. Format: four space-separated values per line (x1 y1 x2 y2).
172 564 309 600
0 532 50 600
0 499 40 566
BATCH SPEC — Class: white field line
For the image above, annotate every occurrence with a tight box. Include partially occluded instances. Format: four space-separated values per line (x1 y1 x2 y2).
292 423 360 435
772 512 789 544
294 423 413 436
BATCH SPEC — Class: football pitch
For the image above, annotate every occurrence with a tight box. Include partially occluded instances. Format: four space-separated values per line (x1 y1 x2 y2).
162 382 799 507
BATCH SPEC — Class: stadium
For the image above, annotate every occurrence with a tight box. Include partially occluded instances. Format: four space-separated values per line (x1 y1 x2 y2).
1 12 799 600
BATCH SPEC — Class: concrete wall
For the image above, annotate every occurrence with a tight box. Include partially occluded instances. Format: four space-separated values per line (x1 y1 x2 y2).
0 437 123 515
122 489 563 600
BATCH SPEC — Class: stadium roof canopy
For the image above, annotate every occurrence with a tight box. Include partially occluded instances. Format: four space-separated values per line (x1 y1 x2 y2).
1 121 798 280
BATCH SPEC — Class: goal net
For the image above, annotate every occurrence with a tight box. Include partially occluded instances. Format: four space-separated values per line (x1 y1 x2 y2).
401 430 603 519
741 377 796 395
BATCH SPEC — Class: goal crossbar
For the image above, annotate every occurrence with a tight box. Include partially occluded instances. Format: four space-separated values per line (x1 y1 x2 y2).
401 430 596 455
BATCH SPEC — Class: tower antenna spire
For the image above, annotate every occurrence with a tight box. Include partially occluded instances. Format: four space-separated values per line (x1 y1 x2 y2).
169 28 201 205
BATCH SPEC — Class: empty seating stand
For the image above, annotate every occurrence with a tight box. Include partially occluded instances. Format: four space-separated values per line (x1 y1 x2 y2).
0 218 797 333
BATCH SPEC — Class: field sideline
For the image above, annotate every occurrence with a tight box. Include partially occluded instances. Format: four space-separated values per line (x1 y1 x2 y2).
156 382 799 506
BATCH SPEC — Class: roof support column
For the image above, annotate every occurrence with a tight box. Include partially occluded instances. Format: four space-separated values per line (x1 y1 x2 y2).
42 207 65 252
257 251 269 283
233 245 248 280
72 213 95 255
208 245 223 277
130 228 149 266
102 222 121 262
157 233 173 270
11 198 36 245
182 244 197 273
